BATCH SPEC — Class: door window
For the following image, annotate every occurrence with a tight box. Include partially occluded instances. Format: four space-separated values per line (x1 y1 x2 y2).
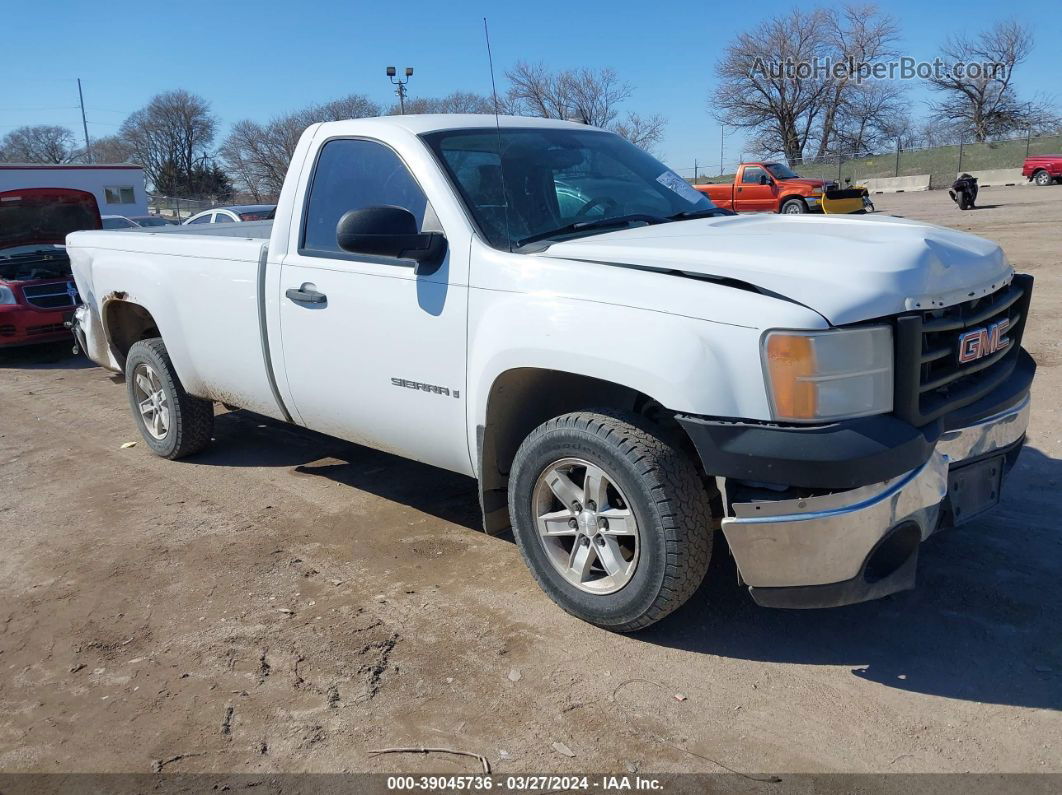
301 138 428 256
187 213 211 224
213 212 234 223
741 167 766 185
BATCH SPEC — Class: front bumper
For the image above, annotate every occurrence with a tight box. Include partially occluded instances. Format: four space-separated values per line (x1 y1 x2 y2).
0 304 75 347
718 394 1031 608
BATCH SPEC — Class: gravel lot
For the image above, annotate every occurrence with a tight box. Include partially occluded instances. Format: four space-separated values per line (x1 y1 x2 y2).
1 184 1060 778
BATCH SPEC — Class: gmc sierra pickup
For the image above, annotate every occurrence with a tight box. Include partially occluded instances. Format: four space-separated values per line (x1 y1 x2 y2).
68 115 1035 631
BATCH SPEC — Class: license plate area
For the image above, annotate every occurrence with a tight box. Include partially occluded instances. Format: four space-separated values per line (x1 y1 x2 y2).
948 455 1004 526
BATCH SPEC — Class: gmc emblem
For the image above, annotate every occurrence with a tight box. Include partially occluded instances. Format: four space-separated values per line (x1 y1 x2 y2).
958 318 1010 364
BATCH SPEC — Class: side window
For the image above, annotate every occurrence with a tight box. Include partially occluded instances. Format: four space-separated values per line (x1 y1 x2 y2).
104 186 136 204
302 138 429 255
741 167 765 185
188 214 211 224
213 212 234 223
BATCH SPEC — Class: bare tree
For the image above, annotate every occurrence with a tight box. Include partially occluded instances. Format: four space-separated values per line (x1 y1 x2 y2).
83 134 134 164
713 5 904 161
118 90 217 194
927 20 1053 141
830 80 910 154
815 4 901 157
0 125 79 163
220 94 380 200
504 62 665 150
712 9 832 161
612 112 666 152
505 62 570 119
389 91 494 115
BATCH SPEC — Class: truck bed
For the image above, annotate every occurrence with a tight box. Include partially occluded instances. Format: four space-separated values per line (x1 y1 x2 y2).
133 220 273 239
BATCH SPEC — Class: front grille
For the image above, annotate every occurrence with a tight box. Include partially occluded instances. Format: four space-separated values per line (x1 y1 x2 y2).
894 274 1033 426
21 281 79 309
26 323 67 336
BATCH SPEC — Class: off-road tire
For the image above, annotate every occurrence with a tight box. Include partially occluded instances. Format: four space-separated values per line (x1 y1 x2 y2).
781 198 808 214
125 338 214 459
508 410 713 632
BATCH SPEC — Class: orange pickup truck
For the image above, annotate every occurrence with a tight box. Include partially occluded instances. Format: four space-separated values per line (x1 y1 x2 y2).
695 162 864 215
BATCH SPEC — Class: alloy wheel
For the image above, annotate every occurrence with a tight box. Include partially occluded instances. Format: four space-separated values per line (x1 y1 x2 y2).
531 457 640 594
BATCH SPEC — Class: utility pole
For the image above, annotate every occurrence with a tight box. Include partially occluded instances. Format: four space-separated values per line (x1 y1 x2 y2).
719 124 724 176
77 78 92 164
693 158 698 183
387 66 414 114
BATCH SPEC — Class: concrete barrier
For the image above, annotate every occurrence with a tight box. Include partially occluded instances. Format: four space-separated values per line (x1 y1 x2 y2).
862 175 931 194
958 168 1027 187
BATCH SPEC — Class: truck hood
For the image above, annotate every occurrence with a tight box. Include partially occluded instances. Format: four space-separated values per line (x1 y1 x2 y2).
0 188 101 252
780 177 831 189
537 213 1012 325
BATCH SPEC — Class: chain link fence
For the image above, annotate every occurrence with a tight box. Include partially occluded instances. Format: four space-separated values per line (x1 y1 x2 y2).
680 131 1062 189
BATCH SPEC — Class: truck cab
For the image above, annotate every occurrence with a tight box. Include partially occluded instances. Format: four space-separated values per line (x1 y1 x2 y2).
696 162 836 214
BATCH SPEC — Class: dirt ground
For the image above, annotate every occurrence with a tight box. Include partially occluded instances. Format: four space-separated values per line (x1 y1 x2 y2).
1 184 1060 779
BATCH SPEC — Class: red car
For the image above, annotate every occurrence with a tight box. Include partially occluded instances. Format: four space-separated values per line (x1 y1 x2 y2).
0 188 100 348
1022 154 1062 186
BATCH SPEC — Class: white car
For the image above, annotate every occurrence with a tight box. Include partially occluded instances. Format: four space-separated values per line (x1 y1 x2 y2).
67 115 1034 630
182 204 276 225
100 214 139 230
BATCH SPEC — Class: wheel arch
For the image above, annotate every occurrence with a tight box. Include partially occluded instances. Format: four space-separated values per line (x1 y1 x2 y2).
102 296 161 370
778 195 808 212
475 367 698 534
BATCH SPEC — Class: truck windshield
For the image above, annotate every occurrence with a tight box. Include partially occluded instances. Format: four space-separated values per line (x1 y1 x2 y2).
764 163 800 179
422 127 716 251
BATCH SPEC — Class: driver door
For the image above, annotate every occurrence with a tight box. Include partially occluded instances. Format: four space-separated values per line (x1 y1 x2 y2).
734 166 776 212
278 137 472 474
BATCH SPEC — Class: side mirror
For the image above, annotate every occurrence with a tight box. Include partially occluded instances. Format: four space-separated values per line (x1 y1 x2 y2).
336 206 446 273
759 174 771 185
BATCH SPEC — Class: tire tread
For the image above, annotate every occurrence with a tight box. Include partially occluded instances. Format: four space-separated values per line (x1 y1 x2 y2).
509 409 713 632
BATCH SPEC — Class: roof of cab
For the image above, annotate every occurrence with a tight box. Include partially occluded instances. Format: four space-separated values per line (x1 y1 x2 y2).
313 114 606 136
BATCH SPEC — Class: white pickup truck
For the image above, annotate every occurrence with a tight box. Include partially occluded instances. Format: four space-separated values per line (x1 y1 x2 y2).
68 115 1035 630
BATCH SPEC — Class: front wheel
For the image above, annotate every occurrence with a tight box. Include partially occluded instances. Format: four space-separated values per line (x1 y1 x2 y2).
1034 170 1052 186
781 198 808 214
508 411 713 632
125 338 214 459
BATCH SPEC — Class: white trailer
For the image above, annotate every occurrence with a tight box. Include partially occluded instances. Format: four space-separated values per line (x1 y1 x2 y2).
0 164 147 218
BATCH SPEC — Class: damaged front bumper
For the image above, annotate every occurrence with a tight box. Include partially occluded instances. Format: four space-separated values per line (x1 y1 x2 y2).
715 394 1031 608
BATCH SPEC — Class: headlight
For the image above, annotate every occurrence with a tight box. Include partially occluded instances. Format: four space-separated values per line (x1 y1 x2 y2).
0 286 18 305
761 326 893 422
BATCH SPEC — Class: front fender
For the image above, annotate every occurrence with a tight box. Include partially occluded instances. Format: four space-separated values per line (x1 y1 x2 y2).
466 291 776 475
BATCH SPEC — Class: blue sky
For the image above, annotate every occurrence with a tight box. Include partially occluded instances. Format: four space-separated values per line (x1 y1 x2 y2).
3 0 1058 176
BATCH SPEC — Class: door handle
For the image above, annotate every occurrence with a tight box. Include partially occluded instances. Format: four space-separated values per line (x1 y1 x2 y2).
286 286 327 305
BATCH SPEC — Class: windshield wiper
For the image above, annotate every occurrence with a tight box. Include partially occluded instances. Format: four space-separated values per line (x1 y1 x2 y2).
515 213 666 248
667 207 735 221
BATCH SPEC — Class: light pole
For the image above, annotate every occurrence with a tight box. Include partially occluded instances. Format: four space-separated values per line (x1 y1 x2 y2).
387 66 413 114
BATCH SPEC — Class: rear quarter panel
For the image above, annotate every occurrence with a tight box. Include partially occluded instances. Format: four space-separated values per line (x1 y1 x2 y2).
67 230 285 419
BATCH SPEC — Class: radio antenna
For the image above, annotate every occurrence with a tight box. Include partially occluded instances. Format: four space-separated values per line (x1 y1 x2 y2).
483 17 512 252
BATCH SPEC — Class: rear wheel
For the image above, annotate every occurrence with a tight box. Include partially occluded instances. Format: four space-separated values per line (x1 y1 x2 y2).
1034 169 1052 186
125 338 214 459
781 198 808 214
508 410 713 632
